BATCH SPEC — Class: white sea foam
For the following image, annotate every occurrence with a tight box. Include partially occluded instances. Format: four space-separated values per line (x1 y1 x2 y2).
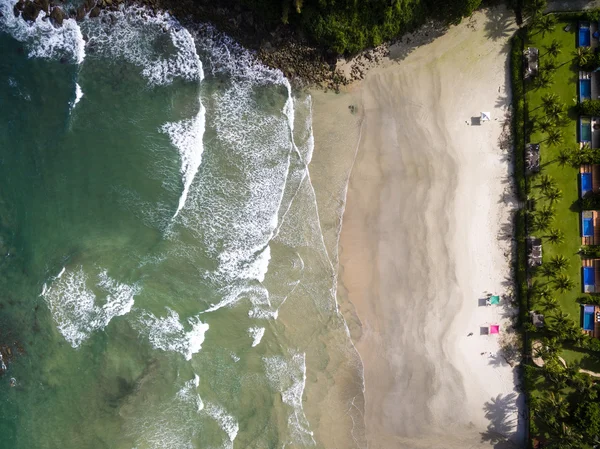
82 5 202 86
137 308 208 360
0 0 86 64
264 352 315 446
160 90 205 218
205 403 239 448
42 267 139 347
177 374 204 412
72 83 83 108
248 326 265 347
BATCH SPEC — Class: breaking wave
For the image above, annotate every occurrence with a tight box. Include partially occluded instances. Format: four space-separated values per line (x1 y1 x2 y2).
136 308 209 361
42 267 139 347
0 0 86 64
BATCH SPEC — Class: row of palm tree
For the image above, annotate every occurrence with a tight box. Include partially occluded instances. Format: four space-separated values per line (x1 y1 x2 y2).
522 7 600 446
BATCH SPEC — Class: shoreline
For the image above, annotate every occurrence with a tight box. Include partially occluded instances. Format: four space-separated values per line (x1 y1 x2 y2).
313 6 526 447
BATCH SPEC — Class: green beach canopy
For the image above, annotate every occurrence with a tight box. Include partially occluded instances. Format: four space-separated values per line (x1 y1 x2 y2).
490 295 500 305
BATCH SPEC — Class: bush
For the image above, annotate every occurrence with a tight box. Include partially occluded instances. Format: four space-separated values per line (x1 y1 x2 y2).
580 245 600 258
577 99 600 116
511 32 527 199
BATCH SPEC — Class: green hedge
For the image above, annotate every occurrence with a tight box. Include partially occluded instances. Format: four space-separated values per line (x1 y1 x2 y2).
581 193 600 210
577 100 600 116
581 245 600 257
511 32 528 200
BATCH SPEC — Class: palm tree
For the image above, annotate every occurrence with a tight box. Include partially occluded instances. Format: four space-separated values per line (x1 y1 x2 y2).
545 187 563 204
530 280 550 300
541 58 558 74
524 0 547 22
544 38 562 58
541 92 560 112
539 174 557 192
557 149 571 167
546 129 564 147
541 263 558 279
550 254 569 272
536 14 557 38
546 102 566 123
554 274 575 292
535 69 554 89
539 295 559 312
538 204 555 221
536 116 555 133
574 46 593 67
547 228 565 244
534 214 552 231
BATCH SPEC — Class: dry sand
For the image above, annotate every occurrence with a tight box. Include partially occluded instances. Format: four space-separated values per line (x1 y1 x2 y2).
312 6 526 449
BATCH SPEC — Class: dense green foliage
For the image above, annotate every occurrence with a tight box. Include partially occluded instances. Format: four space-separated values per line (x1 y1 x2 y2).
234 0 483 54
577 99 600 117
581 192 600 210
512 32 528 198
523 11 600 448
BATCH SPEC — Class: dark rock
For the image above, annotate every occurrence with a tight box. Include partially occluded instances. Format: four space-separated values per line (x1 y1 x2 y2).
39 0 50 13
49 6 65 26
59 55 68 64
75 5 85 21
21 1 42 22
89 6 100 18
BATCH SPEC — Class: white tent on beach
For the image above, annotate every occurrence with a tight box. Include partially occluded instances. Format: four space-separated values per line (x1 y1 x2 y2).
481 111 491 122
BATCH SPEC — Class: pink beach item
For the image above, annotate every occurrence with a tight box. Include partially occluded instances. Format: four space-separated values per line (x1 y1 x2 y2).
490 325 500 334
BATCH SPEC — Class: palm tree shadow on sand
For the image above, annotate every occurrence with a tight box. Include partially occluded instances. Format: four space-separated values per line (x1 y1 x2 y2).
480 392 523 448
484 9 516 44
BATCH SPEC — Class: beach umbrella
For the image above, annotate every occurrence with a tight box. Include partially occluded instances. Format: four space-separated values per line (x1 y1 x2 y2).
489 295 500 305
490 324 500 334
481 112 491 122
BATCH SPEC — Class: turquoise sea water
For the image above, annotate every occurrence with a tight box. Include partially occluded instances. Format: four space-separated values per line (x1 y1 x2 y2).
0 3 365 448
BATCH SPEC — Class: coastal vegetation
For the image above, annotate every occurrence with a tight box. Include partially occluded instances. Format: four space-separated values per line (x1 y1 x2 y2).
517 5 600 447
233 0 485 54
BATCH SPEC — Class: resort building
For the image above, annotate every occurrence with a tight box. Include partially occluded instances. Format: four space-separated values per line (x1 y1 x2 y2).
581 304 600 338
582 259 600 293
523 47 538 79
528 237 542 267
579 164 600 197
581 210 600 245
526 143 540 174
530 311 545 329
579 116 600 148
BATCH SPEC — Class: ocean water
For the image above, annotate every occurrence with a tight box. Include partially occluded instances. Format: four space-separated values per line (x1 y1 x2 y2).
0 2 365 448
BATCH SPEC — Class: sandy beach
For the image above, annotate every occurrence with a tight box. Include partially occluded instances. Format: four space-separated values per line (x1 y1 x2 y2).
311 6 526 448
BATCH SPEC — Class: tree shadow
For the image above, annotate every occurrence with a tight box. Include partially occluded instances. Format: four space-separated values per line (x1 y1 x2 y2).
387 21 448 63
484 9 517 45
480 393 522 448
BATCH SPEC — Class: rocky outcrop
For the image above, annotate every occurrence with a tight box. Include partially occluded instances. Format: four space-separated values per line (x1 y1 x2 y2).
49 5 65 26
9 0 364 89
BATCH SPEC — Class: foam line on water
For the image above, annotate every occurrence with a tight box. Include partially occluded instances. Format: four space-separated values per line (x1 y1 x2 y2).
42 267 139 347
177 374 204 412
205 403 239 448
0 0 86 64
73 83 84 107
264 352 315 446
82 5 202 86
160 87 206 218
248 326 265 347
136 308 209 360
